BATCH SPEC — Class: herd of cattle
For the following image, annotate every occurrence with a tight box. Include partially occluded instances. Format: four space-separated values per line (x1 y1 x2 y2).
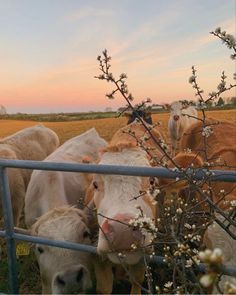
0 101 235 294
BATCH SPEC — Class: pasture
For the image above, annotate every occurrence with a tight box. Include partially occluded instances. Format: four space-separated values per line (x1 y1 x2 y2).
0 108 235 294
0 109 235 144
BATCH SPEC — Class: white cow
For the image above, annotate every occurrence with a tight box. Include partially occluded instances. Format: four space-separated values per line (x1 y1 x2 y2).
86 122 165 294
31 206 93 294
0 124 59 225
24 128 107 294
167 101 198 155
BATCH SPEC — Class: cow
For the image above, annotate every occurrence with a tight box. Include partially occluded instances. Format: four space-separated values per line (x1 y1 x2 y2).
180 119 236 290
165 101 198 156
160 119 236 291
125 109 153 125
86 121 166 294
30 206 93 294
0 125 59 226
24 128 108 294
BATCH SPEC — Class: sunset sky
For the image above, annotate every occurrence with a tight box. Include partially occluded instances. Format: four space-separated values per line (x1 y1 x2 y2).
0 0 235 114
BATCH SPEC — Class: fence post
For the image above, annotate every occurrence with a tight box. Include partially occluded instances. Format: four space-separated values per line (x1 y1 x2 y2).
0 167 18 294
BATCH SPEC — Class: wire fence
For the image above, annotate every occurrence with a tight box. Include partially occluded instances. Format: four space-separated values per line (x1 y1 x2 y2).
0 159 236 294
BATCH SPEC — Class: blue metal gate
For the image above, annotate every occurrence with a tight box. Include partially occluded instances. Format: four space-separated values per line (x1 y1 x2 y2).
0 159 236 294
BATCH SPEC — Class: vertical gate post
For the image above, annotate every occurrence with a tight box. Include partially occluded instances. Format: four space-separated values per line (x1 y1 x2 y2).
0 167 18 294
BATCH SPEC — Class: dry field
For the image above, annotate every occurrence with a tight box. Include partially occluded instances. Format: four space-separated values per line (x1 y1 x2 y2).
0 109 235 144
0 109 235 293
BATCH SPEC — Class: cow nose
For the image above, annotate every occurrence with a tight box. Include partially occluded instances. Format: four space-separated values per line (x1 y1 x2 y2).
101 214 143 250
173 115 180 121
53 265 91 294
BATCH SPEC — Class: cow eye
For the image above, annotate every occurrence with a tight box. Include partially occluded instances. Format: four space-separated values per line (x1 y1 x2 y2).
93 181 98 189
83 230 91 239
37 246 44 254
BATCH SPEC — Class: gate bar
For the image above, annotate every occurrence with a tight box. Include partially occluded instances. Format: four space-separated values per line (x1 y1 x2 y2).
1 229 236 277
0 168 18 294
0 159 235 182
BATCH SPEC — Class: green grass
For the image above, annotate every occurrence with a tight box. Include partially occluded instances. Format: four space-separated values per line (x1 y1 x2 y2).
0 240 41 294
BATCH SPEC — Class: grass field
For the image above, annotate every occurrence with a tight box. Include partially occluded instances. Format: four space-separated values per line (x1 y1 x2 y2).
0 109 236 293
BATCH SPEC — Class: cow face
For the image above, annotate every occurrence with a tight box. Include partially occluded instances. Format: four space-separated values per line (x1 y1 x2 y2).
170 101 186 121
31 208 92 294
91 149 155 265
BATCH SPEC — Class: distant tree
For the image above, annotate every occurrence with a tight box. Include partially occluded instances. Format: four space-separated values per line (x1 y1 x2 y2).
0 105 7 115
230 96 236 105
206 100 213 107
217 97 225 106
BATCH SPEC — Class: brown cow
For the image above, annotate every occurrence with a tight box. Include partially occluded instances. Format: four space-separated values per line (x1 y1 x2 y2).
86 121 166 294
180 118 236 208
181 119 236 289
164 119 236 290
0 125 59 225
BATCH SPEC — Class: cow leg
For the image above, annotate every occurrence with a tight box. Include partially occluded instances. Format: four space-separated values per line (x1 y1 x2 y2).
172 140 177 157
128 264 145 295
94 257 113 294
9 170 25 226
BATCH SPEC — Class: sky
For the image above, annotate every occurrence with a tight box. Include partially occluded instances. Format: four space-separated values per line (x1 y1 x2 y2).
0 0 235 114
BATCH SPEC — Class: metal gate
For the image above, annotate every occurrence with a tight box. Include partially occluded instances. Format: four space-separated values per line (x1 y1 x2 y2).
0 158 236 294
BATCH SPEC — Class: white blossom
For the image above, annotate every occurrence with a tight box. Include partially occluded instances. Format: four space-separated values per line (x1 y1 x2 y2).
189 75 196 84
184 223 192 229
185 259 193 268
199 248 223 263
229 200 236 207
200 274 214 288
176 208 183 214
164 281 173 288
202 126 213 137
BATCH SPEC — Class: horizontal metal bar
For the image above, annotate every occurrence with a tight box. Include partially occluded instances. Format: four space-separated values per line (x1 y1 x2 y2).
12 232 97 254
196 262 236 277
1 230 236 277
0 159 235 182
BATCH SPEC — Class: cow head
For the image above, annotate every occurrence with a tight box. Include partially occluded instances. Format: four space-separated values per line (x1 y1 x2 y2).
31 207 92 294
125 109 153 125
169 101 186 121
88 147 156 265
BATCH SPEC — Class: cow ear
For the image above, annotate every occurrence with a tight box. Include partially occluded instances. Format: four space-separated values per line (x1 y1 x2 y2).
172 152 204 168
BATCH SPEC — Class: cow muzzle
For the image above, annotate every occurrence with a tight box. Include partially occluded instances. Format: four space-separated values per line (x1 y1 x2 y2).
52 265 92 294
99 213 144 252
173 115 180 121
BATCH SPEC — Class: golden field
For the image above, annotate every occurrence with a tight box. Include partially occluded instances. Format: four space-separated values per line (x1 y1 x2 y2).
0 109 235 144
